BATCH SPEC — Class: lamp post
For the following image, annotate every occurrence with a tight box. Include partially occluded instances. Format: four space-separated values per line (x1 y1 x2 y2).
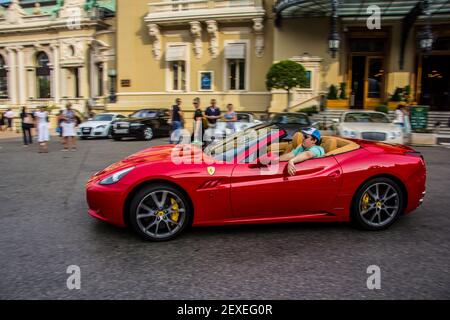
108 69 117 103
328 0 340 58
418 0 433 55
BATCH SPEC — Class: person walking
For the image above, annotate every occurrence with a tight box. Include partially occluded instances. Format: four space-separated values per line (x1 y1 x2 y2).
0 112 5 132
20 107 34 147
4 108 15 132
34 106 50 153
394 105 405 130
169 98 184 144
192 97 204 144
223 103 237 134
61 103 77 151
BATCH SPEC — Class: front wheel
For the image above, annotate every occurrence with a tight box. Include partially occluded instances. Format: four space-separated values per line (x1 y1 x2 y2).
142 126 154 141
128 184 192 241
351 177 404 231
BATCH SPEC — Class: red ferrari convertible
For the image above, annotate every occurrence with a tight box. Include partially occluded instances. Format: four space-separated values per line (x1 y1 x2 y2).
86 124 426 241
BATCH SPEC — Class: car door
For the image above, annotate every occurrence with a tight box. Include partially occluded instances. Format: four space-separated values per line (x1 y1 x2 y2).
230 153 343 219
158 109 171 135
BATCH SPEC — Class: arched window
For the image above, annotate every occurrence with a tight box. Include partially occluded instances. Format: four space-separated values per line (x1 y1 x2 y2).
0 55 7 99
36 52 51 99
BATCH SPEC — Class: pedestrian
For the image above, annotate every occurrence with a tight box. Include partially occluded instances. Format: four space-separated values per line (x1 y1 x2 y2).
223 103 237 134
394 105 405 130
61 103 77 151
192 97 204 144
4 108 15 132
169 98 184 144
34 106 49 153
0 112 5 132
20 106 34 147
56 110 64 141
205 99 221 128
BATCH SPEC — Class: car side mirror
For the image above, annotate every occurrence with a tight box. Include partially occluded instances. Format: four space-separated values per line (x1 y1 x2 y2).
332 118 340 123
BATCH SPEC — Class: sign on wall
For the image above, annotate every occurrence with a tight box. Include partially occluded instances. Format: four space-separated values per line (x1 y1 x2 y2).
199 71 213 91
121 79 131 87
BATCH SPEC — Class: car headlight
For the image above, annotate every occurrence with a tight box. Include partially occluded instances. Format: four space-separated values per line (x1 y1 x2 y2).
96 125 106 130
343 130 357 138
99 167 135 185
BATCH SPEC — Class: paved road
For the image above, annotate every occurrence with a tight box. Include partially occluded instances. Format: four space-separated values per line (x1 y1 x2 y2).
0 137 449 299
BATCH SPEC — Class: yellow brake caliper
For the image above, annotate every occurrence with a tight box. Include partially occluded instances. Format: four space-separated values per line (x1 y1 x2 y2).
170 198 180 222
362 192 370 210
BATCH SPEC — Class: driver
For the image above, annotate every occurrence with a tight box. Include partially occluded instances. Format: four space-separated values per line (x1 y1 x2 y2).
279 128 325 176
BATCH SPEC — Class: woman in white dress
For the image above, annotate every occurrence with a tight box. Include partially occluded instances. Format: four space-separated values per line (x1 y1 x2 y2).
61 103 77 152
34 106 50 153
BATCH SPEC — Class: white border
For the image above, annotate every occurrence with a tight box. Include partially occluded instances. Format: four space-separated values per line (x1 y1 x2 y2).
198 71 214 91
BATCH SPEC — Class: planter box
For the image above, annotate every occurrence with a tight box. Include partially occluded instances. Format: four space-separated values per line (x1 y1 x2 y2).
410 133 437 146
326 100 348 109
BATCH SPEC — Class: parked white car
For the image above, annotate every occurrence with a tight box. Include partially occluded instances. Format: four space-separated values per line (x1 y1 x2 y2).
77 113 126 139
334 111 404 144
205 112 262 141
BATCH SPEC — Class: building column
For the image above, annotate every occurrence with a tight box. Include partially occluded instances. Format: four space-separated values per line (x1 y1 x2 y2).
51 43 60 104
103 61 109 97
6 48 17 105
17 46 27 104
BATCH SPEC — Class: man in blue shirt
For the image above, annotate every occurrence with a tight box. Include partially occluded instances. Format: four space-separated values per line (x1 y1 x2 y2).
279 128 325 176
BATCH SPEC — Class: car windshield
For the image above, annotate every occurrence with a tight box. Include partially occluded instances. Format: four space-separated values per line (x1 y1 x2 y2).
344 112 390 123
271 114 310 125
130 110 157 118
204 124 283 162
237 113 250 122
92 114 113 122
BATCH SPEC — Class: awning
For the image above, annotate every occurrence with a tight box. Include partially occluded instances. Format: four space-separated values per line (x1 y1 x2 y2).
224 43 246 59
274 0 450 21
166 45 187 61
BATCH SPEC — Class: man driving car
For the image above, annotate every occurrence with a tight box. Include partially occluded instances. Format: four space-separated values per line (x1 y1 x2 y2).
279 128 325 176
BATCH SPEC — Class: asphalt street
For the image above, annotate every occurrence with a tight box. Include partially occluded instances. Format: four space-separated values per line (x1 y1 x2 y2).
0 136 449 299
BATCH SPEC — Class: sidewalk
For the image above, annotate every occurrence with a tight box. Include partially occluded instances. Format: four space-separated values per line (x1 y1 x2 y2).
0 130 22 140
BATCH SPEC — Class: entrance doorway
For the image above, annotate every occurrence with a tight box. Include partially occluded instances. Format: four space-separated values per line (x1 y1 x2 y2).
350 56 385 109
420 55 450 111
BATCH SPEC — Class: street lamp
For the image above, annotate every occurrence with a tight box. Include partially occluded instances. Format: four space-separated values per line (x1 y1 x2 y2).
328 0 340 58
418 0 434 55
108 69 117 103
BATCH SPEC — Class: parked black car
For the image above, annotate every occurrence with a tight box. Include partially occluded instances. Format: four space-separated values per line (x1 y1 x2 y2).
269 112 317 140
111 109 171 141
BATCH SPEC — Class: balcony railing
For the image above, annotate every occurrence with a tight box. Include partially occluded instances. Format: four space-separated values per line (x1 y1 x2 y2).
146 0 265 24
149 0 262 13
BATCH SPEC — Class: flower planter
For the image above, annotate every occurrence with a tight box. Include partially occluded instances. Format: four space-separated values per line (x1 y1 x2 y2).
326 100 348 109
410 133 437 146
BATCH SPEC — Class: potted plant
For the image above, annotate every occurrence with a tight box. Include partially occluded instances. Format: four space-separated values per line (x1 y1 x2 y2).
326 84 348 108
388 87 405 109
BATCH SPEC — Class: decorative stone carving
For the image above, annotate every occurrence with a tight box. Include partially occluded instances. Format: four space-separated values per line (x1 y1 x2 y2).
5 0 27 24
206 20 219 58
253 18 264 58
60 39 85 61
58 0 85 19
148 23 162 60
189 21 202 59
33 3 42 15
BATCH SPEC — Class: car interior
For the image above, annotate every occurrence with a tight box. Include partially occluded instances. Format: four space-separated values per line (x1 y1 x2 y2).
268 132 360 157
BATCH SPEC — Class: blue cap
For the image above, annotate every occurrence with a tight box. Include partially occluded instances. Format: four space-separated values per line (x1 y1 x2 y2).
301 127 321 141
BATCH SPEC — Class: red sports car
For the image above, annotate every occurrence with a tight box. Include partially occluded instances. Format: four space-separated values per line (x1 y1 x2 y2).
86 124 426 241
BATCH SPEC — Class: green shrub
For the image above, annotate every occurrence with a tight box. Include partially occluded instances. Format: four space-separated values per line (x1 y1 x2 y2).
299 105 318 116
327 85 338 100
375 105 389 114
390 87 403 102
339 82 347 100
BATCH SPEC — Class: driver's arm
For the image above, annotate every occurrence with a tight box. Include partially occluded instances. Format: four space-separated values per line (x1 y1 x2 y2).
279 151 295 162
287 151 315 176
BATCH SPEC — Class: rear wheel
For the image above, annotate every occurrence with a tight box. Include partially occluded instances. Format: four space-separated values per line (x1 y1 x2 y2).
128 184 191 241
351 177 404 231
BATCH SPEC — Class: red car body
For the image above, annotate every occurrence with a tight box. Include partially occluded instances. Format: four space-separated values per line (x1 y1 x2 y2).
86 130 426 230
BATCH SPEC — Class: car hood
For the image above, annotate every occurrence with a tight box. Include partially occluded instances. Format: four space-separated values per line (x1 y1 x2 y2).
90 144 208 181
339 122 399 132
114 117 154 123
79 121 111 128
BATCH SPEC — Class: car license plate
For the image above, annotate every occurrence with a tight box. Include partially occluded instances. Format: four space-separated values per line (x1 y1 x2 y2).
115 129 128 134
82 128 91 132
